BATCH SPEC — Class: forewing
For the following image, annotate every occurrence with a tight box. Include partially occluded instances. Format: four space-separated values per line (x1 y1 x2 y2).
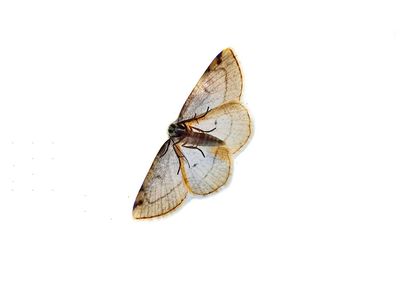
133 140 188 219
180 144 231 195
178 48 242 121
186 102 251 155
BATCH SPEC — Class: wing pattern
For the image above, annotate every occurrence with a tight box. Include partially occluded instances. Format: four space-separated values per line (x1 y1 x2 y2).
178 48 242 121
180 144 231 195
132 141 188 219
185 101 251 154
133 48 251 219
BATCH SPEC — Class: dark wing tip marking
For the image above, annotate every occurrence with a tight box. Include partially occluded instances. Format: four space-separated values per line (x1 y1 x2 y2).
133 199 143 209
133 186 145 210
206 49 226 72
133 198 186 220
216 51 223 65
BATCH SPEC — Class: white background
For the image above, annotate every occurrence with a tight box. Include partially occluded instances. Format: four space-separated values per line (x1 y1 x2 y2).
1 1 399 284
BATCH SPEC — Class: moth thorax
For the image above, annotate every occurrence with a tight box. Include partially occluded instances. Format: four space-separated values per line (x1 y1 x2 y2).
168 123 186 138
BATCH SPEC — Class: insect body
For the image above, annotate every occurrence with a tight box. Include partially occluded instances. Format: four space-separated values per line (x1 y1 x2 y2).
133 48 251 219
169 121 223 147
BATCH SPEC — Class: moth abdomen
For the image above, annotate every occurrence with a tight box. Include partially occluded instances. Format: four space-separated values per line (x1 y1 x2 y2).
186 132 224 147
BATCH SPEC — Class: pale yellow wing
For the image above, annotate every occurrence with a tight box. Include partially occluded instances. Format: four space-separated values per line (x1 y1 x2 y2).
133 140 188 219
177 48 242 122
185 101 251 155
179 144 231 195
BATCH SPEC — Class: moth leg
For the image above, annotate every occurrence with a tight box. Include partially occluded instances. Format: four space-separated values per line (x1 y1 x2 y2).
191 106 211 124
159 139 171 157
182 143 206 158
195 106 210 121
179 106 211 124
190 126 216 133
173 142 190 175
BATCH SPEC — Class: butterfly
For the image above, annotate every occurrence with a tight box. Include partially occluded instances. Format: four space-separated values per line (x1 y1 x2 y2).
132 48 251 219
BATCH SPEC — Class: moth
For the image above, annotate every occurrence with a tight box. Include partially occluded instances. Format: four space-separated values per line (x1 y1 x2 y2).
133 48 251 219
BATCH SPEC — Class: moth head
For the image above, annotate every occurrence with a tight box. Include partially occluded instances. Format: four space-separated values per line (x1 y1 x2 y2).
168 123 186 138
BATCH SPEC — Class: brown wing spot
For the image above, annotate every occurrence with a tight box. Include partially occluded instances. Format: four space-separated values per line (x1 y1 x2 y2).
133 186 145 209
216 51 223 65
133 199 143 208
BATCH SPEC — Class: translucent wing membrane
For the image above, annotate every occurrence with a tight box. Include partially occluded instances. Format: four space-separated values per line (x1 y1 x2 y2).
178 48 242 122
132 141 188 219
186 102 251 154
180 144 231 195
133 48 251 219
